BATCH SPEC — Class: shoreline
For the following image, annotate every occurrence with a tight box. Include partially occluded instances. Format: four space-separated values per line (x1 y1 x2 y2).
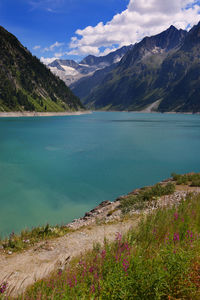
93 109 200 115
0 110 92 118
0 110 199 117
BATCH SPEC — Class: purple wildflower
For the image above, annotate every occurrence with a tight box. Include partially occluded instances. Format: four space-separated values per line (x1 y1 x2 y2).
91 284 95 293
173 232 180 243
174 212 179 220
122 259 129 274
101 250 106 260
73 275 77 286
0 282 7 294
89 266 95 273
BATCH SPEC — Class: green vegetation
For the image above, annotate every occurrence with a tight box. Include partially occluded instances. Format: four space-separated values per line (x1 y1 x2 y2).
0 26 83 112
172 172 200 186
18 192 200 299
119 182 175 214
0 224 71 253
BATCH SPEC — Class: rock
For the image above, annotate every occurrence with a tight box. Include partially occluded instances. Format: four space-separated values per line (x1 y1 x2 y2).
84 212 92 217
98 200 111 208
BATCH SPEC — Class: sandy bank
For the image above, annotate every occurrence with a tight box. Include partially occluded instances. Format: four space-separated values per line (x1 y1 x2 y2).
0 110 91 118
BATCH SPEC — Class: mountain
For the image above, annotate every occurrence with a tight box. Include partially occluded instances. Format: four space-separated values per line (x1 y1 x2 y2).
157 22 200 112
48 45 133 86
78 25 189 111
70 63 117 101
80 46 133 67
0 26 83 112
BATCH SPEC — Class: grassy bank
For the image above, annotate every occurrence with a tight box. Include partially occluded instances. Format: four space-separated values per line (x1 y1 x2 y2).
18 192 200 299
0 224 71 253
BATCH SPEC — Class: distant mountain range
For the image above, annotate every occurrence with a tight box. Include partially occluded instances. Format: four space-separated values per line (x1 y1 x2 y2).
0 26 83 112
50 22 200 113
48 45 133 86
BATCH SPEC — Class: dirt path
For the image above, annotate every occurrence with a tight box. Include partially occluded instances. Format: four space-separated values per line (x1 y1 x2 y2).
0 219 136 297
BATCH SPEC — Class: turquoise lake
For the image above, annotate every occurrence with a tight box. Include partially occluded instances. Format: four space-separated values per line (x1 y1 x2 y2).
0 112 200 237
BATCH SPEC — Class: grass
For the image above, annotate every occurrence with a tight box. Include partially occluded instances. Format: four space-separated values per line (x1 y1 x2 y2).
119 182 175 214
172 172 200 186
0 224 71 253
9 192 200 300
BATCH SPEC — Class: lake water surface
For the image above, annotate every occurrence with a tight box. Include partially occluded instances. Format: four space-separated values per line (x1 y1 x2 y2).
0 112 200 236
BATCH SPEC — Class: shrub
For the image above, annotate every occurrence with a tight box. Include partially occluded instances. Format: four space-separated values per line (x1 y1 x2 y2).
120 182 175 214
172 172 200 186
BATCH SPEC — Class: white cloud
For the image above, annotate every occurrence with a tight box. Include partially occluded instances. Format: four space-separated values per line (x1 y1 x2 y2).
43 41 64 52
54 52 65 58
69 0 200 56
67 45 100 56
33 45 41 50
29 0 64 12
100 47 118 56
40 56 57 64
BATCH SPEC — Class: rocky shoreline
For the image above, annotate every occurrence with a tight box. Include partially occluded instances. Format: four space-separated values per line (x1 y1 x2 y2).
65 178 198 231
66 200 121 230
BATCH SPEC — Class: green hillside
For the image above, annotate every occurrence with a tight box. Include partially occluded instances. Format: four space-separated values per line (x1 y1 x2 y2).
0 26 84 112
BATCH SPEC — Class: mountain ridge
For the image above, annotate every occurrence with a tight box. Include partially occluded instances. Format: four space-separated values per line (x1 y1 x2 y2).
47 45 133 86
72 24 191 111
70 22 200 113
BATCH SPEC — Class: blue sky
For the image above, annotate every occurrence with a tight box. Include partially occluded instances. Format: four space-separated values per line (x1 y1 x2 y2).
1 0 200 63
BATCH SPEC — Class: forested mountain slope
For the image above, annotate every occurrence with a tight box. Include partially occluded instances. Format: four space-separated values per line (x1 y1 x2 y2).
0 26 83 112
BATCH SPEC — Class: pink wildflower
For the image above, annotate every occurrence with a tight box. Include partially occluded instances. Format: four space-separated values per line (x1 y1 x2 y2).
89 266 95 273
174 212 178 220
122 259 129 274
173 232 180 243
73 275 77 286
101 250 106 260
0 282 7 294
91 284 95 293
